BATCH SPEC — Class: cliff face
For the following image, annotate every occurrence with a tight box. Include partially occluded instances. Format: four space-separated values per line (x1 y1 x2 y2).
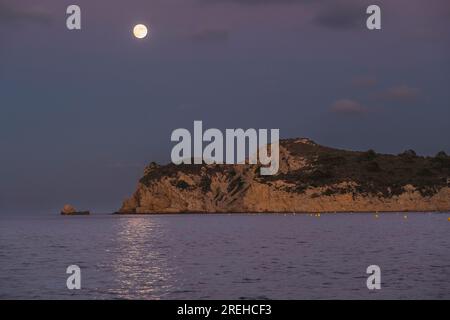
119 138 450 213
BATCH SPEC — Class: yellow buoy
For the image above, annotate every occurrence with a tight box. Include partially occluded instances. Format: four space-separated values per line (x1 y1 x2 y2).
447 217 450 221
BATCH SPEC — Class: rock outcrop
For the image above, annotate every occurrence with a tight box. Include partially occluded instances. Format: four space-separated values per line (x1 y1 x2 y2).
60 204 90 215
119 138 450 213
61 204 76 214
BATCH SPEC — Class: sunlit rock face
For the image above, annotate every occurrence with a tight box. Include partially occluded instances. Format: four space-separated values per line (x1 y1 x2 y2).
119 138 450 214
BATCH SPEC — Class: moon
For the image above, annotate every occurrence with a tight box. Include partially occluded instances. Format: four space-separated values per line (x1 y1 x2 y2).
133 24 148 39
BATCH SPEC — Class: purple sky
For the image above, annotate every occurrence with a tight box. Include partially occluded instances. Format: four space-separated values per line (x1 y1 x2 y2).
1 0 449 213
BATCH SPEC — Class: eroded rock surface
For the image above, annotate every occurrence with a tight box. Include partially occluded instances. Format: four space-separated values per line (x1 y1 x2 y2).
119 138 450 213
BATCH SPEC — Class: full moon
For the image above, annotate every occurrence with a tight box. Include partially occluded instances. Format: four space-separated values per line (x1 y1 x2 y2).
133 24 148 39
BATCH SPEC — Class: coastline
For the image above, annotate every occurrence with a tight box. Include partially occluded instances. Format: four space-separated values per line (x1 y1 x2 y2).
118 139 450 215
113 210 449 215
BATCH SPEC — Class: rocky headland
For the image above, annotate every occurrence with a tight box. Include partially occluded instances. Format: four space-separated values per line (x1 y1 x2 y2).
119 138 450 214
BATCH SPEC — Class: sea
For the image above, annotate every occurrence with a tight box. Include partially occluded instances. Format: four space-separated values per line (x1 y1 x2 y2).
0 212 449 299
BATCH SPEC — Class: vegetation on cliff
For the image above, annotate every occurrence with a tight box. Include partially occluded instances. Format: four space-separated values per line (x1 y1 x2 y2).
260 139 450 198
139 139 450 199
119 138 450 213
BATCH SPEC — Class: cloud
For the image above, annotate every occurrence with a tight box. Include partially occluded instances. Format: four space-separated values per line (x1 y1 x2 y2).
352 75 377 88
200 0 373 31
190 29 230 44
330 99 368 115
377 85 421 102
0 1 53 25
313 2 366 29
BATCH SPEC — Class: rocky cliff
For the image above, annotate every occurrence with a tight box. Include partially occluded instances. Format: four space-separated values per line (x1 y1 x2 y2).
119 138 450 213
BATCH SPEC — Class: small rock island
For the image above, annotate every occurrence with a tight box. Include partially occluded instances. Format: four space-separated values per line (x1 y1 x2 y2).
60 204 90 215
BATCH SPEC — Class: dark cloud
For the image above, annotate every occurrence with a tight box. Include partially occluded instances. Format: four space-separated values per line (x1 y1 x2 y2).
377 85 421 103
0 1 53 25
330 99 368 115
206 0 369 30
352 75 377 88
313 2 366 29
190 29 230 44
200 0 383 33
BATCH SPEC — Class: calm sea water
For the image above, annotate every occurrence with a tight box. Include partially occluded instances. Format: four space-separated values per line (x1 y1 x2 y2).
0 213 449 299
